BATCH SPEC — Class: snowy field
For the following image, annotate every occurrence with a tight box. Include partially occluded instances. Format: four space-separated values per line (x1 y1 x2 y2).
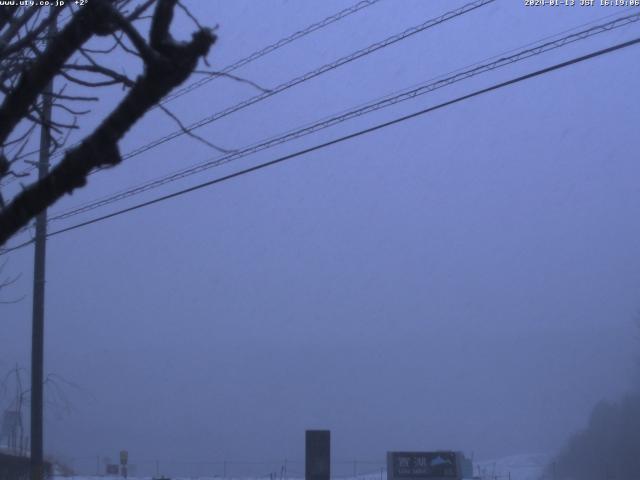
474 454 550 480
50 454 550 480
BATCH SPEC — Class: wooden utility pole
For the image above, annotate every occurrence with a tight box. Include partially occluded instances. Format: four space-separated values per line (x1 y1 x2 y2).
30 22 54 480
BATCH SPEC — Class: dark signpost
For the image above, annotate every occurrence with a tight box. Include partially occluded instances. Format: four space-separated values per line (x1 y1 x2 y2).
305 430 330 480
387 452 460 480
120 450 128 479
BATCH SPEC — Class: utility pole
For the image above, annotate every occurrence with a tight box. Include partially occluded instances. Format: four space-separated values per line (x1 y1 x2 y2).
30 20 54 480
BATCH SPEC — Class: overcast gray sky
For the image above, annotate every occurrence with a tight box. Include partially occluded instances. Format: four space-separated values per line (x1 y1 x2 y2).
1 0 640 476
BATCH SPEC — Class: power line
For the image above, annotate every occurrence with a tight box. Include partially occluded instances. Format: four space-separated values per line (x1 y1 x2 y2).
0 0 383 184
118 0 495 162
3 34 638 255
7 0 486 182
8 7 639 242
160 0 384 106
47 10 640 223
5 0 500 240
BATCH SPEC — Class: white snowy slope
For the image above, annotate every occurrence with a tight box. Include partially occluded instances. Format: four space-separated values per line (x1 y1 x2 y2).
51 454 551 480
474 453 551 480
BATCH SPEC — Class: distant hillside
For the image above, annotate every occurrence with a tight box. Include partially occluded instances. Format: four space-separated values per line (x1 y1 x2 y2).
549 394 640 480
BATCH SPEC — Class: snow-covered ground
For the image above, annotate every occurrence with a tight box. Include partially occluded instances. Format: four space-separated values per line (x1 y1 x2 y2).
474 453 550 480
51 454 551 480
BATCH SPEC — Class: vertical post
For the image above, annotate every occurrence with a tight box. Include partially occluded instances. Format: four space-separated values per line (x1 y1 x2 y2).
353 460 357 478
223 459 227 478
30 19 54 480
305 430 330 480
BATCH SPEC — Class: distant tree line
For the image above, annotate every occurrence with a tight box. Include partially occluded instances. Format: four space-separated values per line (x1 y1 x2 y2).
548 394 640 480
548 318 640 480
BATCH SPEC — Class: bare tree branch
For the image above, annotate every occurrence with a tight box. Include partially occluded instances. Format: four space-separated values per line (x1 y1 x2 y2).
194 69 272 93
0 3 110 145
62 63 136 88
0 259 22 303
0 0 217 245
159 104 233 154
0 7 38 54
0 8 61 59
